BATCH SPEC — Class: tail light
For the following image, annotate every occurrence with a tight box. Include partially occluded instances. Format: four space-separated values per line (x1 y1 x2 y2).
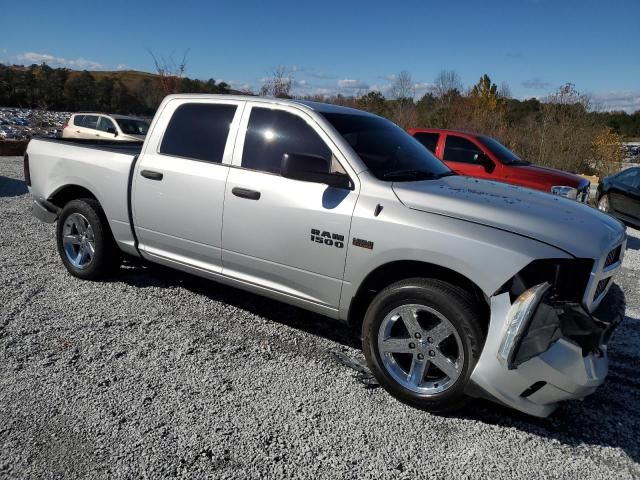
24 153 31 186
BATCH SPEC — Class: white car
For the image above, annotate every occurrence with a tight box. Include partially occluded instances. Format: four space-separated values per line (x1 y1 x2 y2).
62 113 149 141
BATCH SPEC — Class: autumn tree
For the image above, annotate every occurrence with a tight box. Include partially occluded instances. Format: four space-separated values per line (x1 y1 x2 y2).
592 127 625 178
537 83 599 173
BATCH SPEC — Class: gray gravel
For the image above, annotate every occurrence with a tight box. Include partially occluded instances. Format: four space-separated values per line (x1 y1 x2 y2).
1 155 639 479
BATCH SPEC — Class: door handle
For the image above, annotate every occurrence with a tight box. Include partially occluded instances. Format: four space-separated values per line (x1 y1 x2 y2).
140 170 163 181
232 187 261 200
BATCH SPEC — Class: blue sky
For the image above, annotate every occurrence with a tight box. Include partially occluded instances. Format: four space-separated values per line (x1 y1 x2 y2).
2 0 639 111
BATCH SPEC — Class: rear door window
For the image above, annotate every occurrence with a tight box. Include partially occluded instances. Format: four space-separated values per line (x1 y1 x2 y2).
160 103 237 163
241 107 332 174
413 132 439 153
77 115 99 129
443 135 483 164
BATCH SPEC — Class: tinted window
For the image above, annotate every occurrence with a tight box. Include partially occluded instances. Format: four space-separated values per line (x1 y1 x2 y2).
242 108 331 174
413 132 439 153
443 136 483 164
618 169 640 189
116 118 149 135
478 136 528 165
322 113 451 181
97 116 116 132
74 115 98 129
160 103 236 163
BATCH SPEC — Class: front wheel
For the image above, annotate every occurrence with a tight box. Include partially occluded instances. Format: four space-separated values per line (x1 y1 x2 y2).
56 198 120 280
597 194 610 213
362 278 485 413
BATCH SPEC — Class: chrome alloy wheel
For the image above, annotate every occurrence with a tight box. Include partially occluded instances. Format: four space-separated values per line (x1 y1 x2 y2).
377 304 464 395
62 213 95 269
598 195 609 212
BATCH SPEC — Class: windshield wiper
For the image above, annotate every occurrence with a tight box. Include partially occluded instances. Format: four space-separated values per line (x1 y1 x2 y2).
382 169 438 180
382 169 456 181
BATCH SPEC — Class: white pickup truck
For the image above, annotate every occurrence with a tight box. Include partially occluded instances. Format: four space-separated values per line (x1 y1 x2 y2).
25 95 626 417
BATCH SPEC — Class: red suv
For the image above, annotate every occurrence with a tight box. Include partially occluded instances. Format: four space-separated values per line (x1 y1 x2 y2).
408 128 590 202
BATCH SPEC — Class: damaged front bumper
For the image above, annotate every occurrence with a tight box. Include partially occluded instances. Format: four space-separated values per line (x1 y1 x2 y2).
467 287 625 417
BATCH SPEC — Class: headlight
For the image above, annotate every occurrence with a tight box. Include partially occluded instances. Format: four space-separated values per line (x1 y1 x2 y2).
497 282 551 369
551 185 578 199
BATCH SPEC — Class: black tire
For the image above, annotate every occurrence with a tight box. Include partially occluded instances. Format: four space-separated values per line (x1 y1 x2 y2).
56 198 120 280
362 278 485 413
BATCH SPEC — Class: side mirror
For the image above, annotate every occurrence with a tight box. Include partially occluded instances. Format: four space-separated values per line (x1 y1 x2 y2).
281 153 351 189
476 152 495 173
107 127 118 136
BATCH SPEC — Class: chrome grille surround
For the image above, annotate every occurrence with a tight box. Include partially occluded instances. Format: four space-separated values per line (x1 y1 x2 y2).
583 236 627 312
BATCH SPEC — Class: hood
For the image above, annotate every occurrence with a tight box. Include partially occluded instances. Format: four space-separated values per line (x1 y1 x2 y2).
393 176 624 258
506 163 586 189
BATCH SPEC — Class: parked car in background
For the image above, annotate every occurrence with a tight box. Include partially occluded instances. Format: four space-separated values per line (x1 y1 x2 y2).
408 128 590 202
597 167 640 228
62 113 149 141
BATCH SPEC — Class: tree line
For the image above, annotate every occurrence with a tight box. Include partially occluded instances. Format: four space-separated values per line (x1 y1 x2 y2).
291 71 638 177
1 63 638 176
0 63 231 115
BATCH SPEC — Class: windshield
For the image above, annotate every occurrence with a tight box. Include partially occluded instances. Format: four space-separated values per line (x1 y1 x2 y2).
115 118 149 136
478 136 529 165
321 113 452 181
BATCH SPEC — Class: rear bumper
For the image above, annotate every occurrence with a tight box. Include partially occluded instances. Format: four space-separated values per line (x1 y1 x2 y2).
32 199 58 223
468 288 624 417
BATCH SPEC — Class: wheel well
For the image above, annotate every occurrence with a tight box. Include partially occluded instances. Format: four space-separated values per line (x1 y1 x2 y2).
48 185 97 209
347 260 489 335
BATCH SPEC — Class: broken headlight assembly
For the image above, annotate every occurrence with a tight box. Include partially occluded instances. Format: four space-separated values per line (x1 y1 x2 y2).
497 283 551 369
496 258 620 370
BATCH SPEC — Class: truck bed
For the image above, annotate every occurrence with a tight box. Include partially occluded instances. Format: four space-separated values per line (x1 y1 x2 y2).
27 136 142 256
32 137 144 156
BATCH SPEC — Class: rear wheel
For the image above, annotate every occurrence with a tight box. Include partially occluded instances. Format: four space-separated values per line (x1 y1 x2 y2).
362 278 485 413
597 194 610 212
56 199 120 279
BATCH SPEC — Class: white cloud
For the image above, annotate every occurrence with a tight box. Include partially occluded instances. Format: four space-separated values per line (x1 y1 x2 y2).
338 78 369 89
591 91 640 113
522 77 551 90
116 64 129 71
16 51 104 70
413 82 436 97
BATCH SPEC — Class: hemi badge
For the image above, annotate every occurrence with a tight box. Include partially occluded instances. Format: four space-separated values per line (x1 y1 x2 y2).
352 238 374 250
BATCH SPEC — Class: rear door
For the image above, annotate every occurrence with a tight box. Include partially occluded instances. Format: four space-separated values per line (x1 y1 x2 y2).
133 99 244 272
221 103 358 309
442 134 495 179
72 115 99 139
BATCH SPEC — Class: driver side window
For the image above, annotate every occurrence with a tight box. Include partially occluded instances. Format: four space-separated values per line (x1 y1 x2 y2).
241 107 333 174
443 136 483 164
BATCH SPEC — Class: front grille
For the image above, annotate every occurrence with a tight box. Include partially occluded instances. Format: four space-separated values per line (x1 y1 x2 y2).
594 278 610 300
605 246 621 268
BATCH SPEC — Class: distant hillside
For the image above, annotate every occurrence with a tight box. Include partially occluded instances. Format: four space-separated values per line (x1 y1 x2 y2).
1 63 243 115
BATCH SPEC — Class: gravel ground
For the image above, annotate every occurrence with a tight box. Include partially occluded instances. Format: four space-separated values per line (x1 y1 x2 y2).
1 155 639 479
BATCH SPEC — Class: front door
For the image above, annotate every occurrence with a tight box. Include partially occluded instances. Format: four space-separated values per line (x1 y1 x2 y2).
221 104 358 309
133 99 243 271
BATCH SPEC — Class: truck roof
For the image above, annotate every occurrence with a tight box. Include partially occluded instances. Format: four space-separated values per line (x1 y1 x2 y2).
162 94 374 117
